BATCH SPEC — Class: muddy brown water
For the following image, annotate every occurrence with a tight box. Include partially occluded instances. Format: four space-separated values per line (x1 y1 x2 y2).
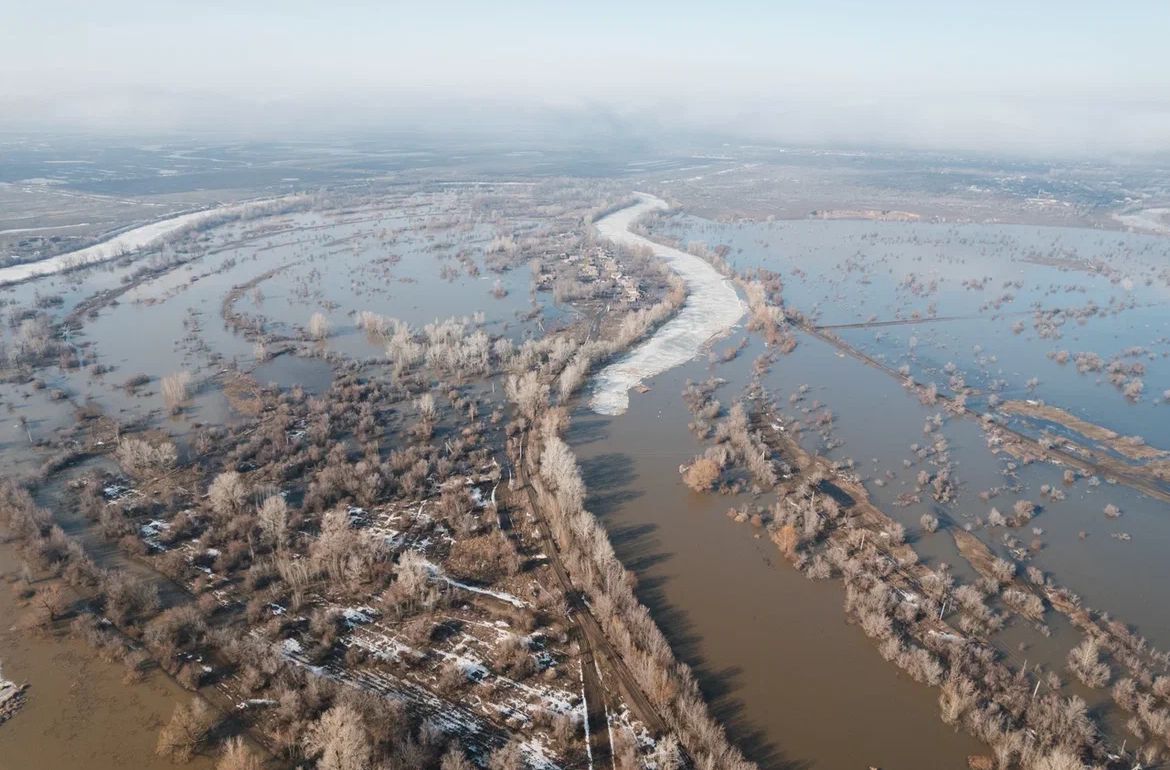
570 351 982 770
572 209 1170 766
4 198 1163 767
0 543 214 770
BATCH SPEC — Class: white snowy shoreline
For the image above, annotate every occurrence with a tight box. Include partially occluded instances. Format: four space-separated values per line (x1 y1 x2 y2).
588 193 746 415
1113 207 1170 236
0 199 280 286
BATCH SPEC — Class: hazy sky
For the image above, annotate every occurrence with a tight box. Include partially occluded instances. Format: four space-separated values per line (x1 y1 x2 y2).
4 0 1169 157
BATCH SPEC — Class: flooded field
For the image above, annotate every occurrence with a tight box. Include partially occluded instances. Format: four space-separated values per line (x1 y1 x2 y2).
0 186 590 767
4 168 1170 770
570 345 984 769
564 206 1170 767
0 192 551 477
0 542 214 770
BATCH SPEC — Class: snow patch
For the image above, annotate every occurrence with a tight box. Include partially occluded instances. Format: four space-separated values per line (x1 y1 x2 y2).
1114 207 1170 235
443 576 527 608
0 198 289 286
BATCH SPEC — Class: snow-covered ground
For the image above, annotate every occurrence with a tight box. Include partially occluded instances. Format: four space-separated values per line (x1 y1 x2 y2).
0 661 24 722
589 193 745 415
0 199 266 286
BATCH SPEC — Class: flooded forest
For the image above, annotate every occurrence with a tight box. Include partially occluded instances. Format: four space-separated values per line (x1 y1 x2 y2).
3 143 1170 770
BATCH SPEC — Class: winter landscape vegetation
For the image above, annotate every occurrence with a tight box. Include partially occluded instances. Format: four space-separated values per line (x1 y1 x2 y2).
4 3 1170 770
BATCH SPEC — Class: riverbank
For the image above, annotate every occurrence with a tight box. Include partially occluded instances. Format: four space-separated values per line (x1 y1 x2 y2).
0 196 302 286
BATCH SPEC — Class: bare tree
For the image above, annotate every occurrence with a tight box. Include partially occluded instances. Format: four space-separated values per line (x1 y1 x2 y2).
162 370 193 413
216 737 263 770
116 437 178 480
506 371 548 422
440 743 474 770
1068 637 1110 688
104 571 161 626
156 697 218 762
308 311 331 341
209 471 249 520
540 435 585 515
416 393 437 422
1031 747 1088 770
649 735 682 770
258 494 289 549
488 738 526 770
558 355 590 401
682 457 720 492
302 704 371 770
31 583 68 626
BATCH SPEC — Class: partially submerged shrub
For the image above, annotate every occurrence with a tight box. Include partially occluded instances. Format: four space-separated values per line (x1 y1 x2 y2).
682 457 721 492
308 311 330 340
161 370 192 413
116 437 178 479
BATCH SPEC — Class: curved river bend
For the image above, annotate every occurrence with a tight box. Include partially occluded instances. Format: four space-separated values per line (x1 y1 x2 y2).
0 199 278 286
589 193 746 415
575 199 984 768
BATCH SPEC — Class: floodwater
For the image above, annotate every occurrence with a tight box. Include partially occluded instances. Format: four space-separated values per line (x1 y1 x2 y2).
0 193 544 765
571 204 991 768
0 542 214 770
569 208 1170 766
570 346 984 769
0 194 543 479
657 214 1170 650
5 190 1170 768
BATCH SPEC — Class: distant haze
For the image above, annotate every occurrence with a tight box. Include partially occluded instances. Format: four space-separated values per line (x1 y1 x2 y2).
4 0 1169 158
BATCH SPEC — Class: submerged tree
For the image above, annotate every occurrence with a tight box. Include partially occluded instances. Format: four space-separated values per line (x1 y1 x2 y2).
161 370 192 414
308 311 331 341
682 457 721 492
156 697 218 762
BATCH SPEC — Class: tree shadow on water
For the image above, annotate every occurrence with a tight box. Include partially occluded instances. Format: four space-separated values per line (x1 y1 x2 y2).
579 452 643 517
643 573 810 769
605 522 669 573
600 489 811 770
565 413 611 447
569 417 810 767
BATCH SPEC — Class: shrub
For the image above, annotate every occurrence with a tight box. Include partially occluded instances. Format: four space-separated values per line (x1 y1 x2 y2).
161 371 192 413
308 311 330 340
682 457 721 492
156 697 218 762
115 437 178 479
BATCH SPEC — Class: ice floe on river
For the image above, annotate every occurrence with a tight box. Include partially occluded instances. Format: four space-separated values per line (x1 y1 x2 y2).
589 193 745 415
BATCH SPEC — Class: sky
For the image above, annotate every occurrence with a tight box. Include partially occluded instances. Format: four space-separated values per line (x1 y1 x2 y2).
4 0 1169 158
